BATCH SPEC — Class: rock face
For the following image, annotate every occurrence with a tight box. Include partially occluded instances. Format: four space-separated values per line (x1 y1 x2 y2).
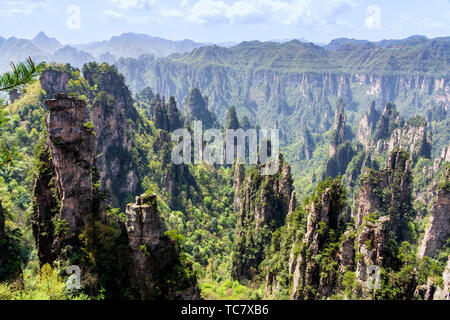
39 64 140 210
433 257 450 300
232 159 294 281
45 94 96 250
338 230 355 273
357 101 380 146
371 103 431 160
125 194 199 299
323 100 356 179
298 127 314 161
84 64 139 210
32 94 96 264
130 42 449 146
154 96 181 132
323 141 357 179
290 179 346 299
183 88 216 129
354 150 414 295
40 68 72 97
418 167 450 259
31 147 58 265
330 100 347 156
355 216 391 292
356 150 412 230
373 103 402 142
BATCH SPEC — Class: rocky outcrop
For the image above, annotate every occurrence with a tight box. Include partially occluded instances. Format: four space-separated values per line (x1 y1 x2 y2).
31 147 58 265
298 127 314 161
40 68 72 97
433 257 450 300
356 150 412 230
323 141 357 179
84 63 139 210
355 216 391 292
338 230 355 273
32 94 96 265
323 100 356 179
125 194 199 299
354 150 414 295
373 103 403 142
154 96 181 132
330 99 347 156
183 88 216 129
45 94 96 251
232 158 294 281
290 178 346 299
371 104 431 160
357 101 380 146
418 168 450 259
39 63 139 210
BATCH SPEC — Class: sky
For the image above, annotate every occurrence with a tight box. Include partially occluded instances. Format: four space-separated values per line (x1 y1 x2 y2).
0 0 449 44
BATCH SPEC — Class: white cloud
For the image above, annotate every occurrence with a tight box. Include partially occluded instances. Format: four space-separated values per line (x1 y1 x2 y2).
160 9 184 18
103 10 124 22
393 11 448 31
0 0 49 17
103 9 150 24
185 0 355 25
108 0 155 10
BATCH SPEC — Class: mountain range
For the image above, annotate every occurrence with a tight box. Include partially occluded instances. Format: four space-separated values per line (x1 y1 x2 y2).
0 31 208 72
0 31 444 75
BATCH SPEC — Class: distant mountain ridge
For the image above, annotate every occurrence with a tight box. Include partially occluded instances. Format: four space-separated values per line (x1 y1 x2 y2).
1 32 445 74
0 31 207 73
74 32 207 59
324 35 431 50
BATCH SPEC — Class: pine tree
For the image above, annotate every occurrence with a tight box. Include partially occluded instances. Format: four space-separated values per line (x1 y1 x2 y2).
225 106 240 130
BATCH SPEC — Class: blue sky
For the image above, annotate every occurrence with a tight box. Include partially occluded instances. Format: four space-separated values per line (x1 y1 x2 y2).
0 0 449 44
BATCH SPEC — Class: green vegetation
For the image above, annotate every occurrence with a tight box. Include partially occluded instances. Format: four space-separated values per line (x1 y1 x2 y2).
0 54 448 301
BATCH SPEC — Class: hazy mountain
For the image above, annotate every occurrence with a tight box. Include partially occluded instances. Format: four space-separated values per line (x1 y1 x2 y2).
0 32 207 72
30 31 62 53
270 37 309 43
75 32 207 59
324 38 372 50
324 35 431 50
52 46 95 69
0 36 48 72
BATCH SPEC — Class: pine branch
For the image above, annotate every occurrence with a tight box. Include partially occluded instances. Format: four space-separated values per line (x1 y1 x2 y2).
0 57 40 92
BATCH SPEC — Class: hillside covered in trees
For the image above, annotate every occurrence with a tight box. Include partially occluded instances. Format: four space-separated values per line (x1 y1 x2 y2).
0 36 448 300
